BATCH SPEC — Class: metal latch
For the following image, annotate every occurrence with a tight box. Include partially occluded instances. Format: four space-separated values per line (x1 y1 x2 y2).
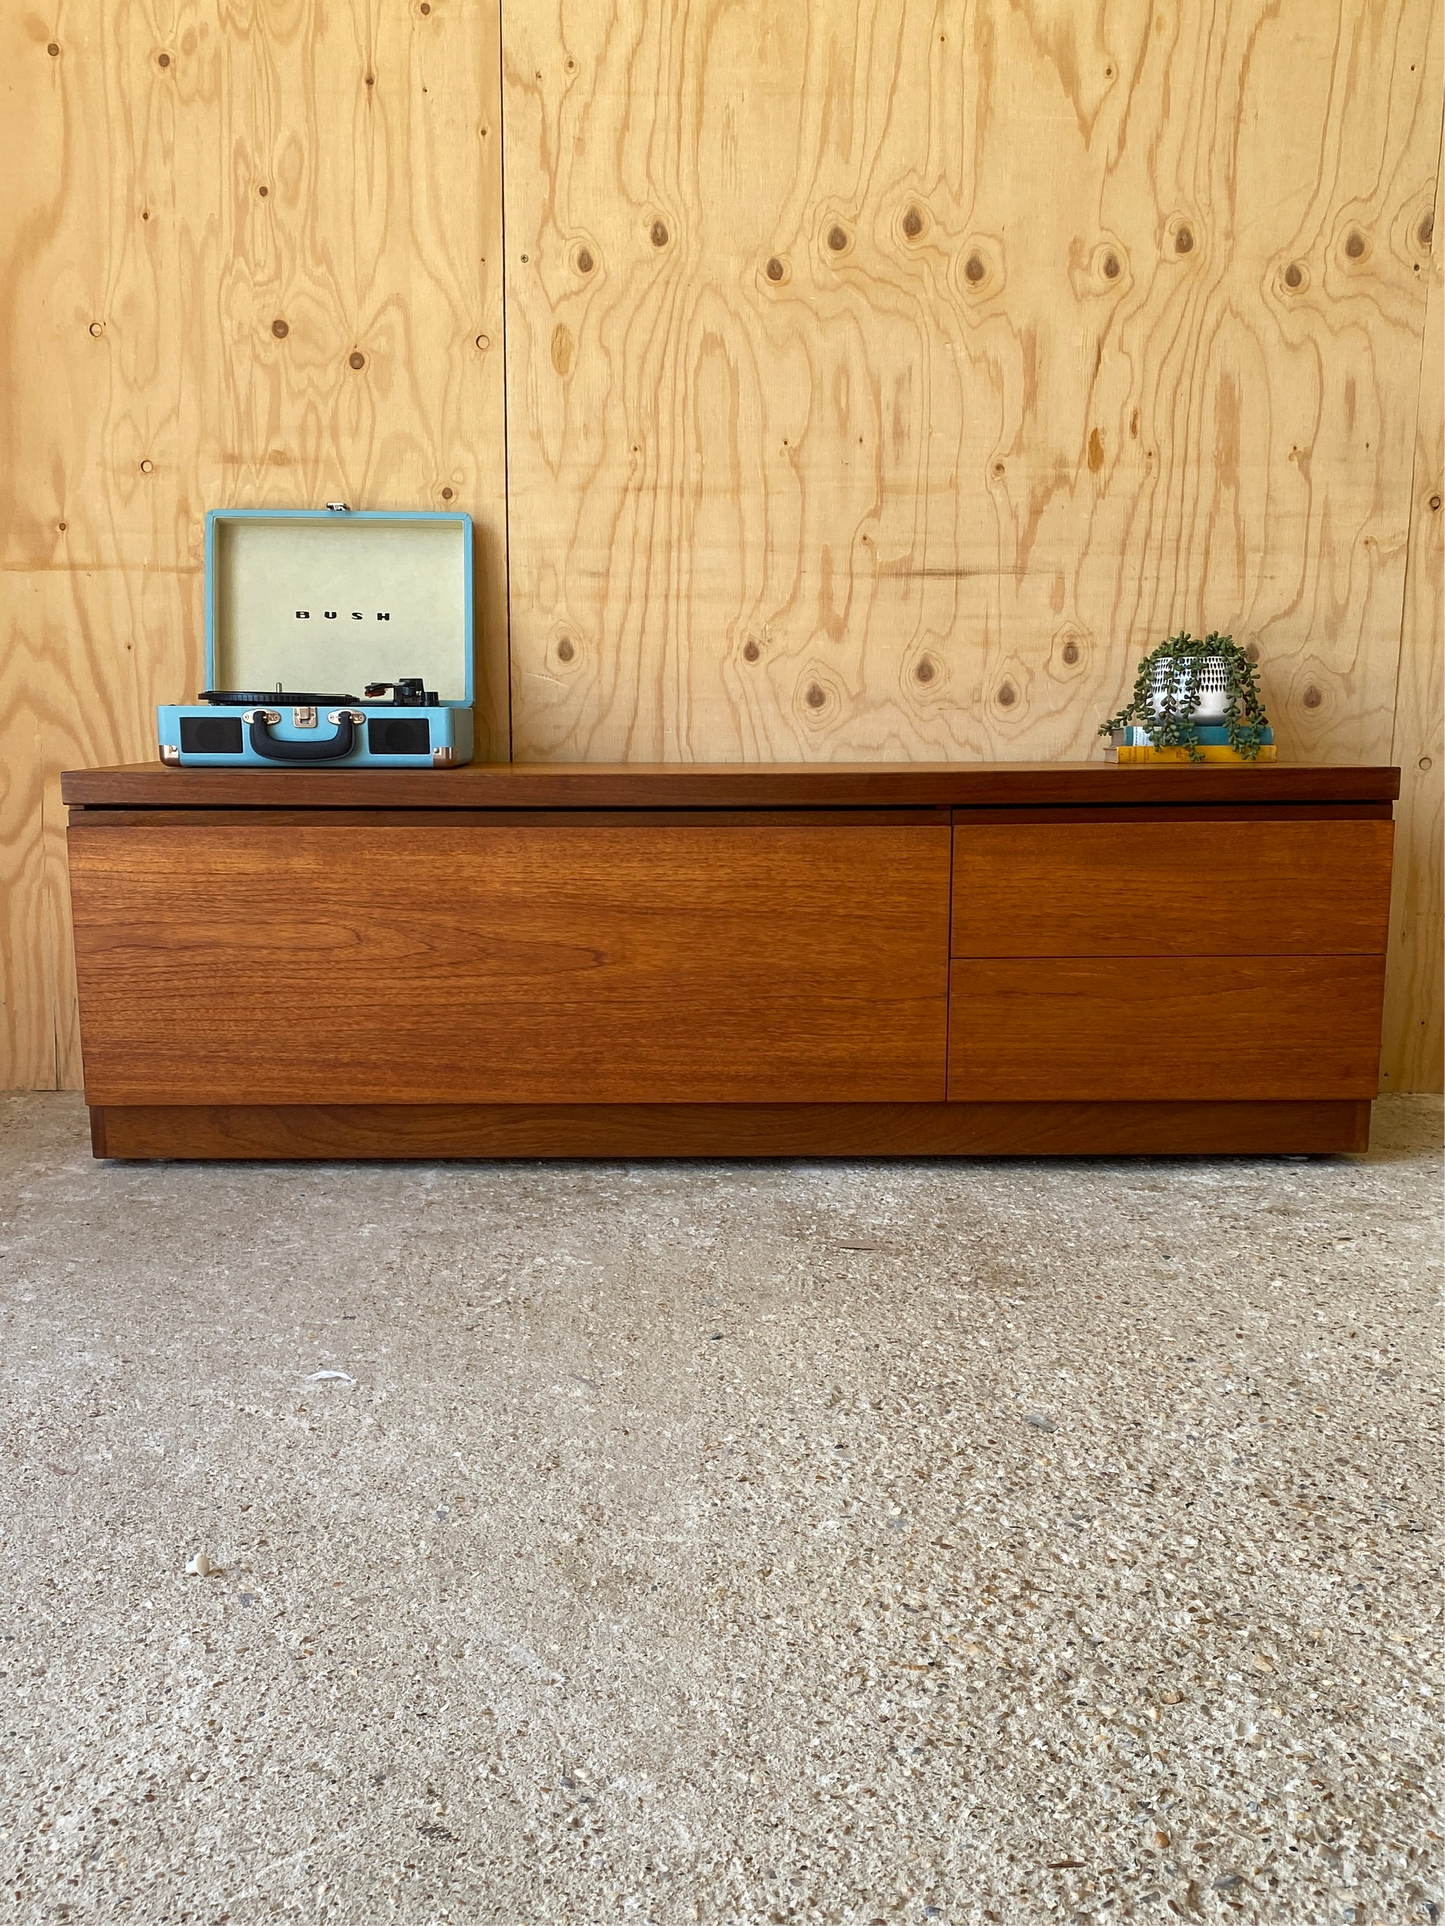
292 705 317 729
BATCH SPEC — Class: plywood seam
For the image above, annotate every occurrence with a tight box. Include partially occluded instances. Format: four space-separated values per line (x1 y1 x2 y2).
498 0 516 763
1382 101 1444 1090
1389 107 1445 774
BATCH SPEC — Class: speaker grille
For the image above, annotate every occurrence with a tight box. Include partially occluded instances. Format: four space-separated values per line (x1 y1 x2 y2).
180 716 243 755
368 718 431 757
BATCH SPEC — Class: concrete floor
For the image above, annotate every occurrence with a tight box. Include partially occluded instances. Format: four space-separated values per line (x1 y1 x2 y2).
0 1094 1440 1926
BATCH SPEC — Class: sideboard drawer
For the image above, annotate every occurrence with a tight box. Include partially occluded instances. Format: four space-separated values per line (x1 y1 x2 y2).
68 818 950 1105
948 954 1386 1101
952 820 1393 957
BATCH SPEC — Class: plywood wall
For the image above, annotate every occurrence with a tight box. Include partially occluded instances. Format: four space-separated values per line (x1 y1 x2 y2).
1 0 1441 1091
503 0 1441 770
0 0 509 1087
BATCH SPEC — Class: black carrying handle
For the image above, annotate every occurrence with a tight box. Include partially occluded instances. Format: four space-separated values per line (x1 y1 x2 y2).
245 709 360 763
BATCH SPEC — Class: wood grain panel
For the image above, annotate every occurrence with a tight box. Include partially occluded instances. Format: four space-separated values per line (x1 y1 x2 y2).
948 956 1386 1102
503 0 1440 769
0 0 507 1085
58 759 1404 811
1382 147 1444 1092
952 821 1394 957
68 821 950 1105
90 1100 1372 1161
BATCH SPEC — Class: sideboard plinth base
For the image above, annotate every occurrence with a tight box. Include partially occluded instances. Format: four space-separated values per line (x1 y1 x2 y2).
88 1100 1372 1162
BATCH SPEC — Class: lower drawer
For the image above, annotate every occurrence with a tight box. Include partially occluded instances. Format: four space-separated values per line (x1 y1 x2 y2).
948 954 1386 1101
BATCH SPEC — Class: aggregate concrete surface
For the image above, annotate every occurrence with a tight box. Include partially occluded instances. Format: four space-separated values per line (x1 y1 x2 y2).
0 1092 1440 1926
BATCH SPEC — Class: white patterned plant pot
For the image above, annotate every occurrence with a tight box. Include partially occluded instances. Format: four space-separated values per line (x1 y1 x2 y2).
1150 655 1233 721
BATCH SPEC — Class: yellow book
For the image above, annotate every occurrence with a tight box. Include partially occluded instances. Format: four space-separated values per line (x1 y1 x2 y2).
1107 744 1278 764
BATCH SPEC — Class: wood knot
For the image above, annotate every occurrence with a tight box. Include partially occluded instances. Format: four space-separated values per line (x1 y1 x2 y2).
89 320 105 337
765 256 785 281
365 72 375 86
348 351 366 369
1344 229 1366 259
805 682 827 709
914 655 936 684
650 219 669 247
258 184 269 197
556 636 575 663
47 41 59 55
441 486 453 501
475 333 491 351
997 680 1017 707
576 246 594 273
826 224 849 252
1174 225 1194 254
1102 252 1120 279
964 252 986 283
1420 211 1435 249
1244 641 1260 663
1429 494 1442 512
1061 640 1080 666
420 3 431 13
157 51 171 67
271 318 289 338
139 459 154 474
902 206 924 239
1302 684 1322 708
742 639 761 663
1283 262 1303 289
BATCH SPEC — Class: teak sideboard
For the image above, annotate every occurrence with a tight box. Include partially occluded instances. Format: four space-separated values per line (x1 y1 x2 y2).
62 761 1400 1161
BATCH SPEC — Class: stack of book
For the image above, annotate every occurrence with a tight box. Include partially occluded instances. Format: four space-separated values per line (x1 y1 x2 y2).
1106 723 1276 765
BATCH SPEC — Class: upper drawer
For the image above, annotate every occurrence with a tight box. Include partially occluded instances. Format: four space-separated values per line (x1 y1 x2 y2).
951 819 1393 957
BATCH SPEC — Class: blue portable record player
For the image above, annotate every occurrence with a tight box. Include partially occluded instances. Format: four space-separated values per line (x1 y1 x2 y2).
158 505 476 768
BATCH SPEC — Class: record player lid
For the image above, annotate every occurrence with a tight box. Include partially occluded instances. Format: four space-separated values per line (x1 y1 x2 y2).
205 509 473 708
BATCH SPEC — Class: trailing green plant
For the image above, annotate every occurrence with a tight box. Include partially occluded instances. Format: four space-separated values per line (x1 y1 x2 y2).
1099 629 1270 761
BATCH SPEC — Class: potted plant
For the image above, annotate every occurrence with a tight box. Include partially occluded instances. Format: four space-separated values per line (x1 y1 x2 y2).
1100 630 1271 762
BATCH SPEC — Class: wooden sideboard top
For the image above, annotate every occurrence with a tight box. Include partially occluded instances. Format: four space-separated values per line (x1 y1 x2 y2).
61 760 1402 811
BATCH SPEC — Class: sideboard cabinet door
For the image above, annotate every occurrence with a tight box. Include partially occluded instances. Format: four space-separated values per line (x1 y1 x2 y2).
68 818 951 1105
